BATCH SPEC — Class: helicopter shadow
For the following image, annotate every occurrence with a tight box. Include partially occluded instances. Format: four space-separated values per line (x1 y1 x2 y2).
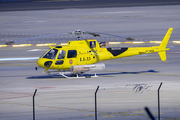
26 70 158 79
27 75 56 79
98 70 158 76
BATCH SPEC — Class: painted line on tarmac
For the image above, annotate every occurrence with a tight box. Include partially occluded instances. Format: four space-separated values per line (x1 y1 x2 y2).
0 41 180 48
27 49 48 52
0 57 39 61
3 101 179 119
0 102 143 115
1 101 89 112
0 101 148 117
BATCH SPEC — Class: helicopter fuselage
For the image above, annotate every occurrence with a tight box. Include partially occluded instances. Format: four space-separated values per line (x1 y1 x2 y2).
37 39 110 71
37 28 173 74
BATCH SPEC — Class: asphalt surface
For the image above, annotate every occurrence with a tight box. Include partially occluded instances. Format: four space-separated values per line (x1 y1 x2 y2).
0 3 180 120
1 0 180 11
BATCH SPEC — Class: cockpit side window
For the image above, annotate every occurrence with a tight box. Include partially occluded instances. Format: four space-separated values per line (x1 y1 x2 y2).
43 48 58 59
58 50 66 59
67 50 77 58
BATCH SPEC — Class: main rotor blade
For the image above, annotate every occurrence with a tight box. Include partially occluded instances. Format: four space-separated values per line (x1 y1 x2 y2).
96 32 134 40
5 33 67 45
86 31 100 37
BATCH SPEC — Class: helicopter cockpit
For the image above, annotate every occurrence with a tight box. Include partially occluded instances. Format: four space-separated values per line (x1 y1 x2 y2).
43 48 58 59
40 47 78 68
42 48 66 60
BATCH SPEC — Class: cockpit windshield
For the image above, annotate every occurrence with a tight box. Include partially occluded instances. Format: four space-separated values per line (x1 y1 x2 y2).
43 48 58 59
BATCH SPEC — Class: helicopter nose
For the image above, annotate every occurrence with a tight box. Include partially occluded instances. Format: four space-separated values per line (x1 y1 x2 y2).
37 58 44 68
37 58 53 68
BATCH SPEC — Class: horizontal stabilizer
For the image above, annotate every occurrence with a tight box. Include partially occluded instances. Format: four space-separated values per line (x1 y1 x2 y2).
158 51 166 61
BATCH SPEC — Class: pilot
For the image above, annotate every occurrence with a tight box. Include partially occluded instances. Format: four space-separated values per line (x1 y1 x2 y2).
58 50 65 59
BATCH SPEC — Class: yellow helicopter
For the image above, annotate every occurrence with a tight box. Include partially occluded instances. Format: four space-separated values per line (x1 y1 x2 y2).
5 28 173 78
34 28 173 78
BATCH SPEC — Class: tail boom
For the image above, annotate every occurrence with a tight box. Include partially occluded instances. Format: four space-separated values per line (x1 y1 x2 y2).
100 28 173 62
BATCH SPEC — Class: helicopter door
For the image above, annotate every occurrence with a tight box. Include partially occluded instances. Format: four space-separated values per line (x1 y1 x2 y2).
66 50 77 67
78 51 93 65
55 50 66 65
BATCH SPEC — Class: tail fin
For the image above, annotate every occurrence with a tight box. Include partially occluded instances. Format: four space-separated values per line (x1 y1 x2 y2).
159 28 173 49
158 28 173 61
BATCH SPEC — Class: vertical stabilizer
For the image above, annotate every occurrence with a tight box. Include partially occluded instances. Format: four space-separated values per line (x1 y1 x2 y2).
159 28 173 49
158 28 173 61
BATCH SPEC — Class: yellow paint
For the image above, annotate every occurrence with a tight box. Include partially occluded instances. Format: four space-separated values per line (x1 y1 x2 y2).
153 113 163 114
90 111 95 112
80 109 86 111
21 104 26 106
0 45 7 47
124 42 132 43
133 111 145 113
37 28 173 73
85 114 95 116
101 112 107 114
119 114 139 116
40 106 46 107
49 107 55 108
11 103 17 105
150 41 162 43
103 115 115 117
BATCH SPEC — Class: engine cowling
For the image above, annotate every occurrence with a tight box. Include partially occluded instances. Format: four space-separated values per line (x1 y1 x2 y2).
70 63 105 73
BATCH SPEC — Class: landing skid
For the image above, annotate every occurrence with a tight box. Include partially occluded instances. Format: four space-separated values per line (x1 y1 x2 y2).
46 71 98 79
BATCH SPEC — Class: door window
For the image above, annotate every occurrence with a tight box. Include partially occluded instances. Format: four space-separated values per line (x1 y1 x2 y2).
58 50 66 59
67 50 77 58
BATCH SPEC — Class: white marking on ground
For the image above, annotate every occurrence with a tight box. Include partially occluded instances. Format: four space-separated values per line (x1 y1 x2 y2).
0 57 39 61
27 49 48 52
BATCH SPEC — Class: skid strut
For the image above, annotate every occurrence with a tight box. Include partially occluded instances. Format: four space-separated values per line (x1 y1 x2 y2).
46 71 98 79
